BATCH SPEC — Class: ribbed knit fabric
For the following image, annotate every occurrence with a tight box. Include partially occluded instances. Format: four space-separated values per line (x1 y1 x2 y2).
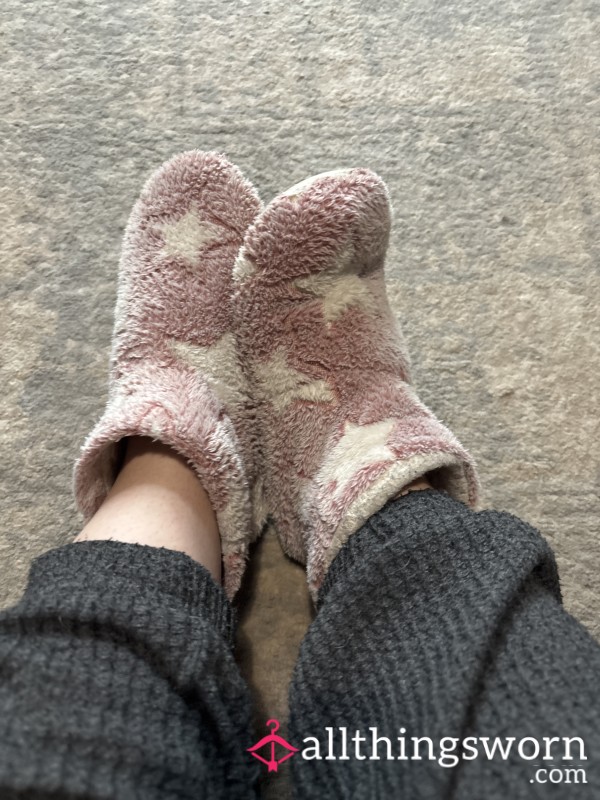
1 495 599 798
288 490 600 797
0 541 258 800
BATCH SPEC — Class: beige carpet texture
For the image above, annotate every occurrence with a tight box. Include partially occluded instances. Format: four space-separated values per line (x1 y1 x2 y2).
1 0 599 796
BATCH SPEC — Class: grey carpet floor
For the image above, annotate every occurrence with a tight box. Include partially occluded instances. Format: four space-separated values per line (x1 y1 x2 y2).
1 1 599 797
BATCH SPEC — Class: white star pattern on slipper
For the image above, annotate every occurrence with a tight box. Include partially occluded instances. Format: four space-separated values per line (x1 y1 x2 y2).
254 347 336 412
316 419 396 499
159 207 225 267
232 247 257 283
294 245 378 323
169 333 246 409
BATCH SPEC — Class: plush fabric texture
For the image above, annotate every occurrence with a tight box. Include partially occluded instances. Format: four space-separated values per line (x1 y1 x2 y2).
234 170 480 595
73 151 263 597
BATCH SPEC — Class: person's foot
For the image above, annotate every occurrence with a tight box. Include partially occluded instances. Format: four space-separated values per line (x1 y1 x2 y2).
233 168 479 597
74 151 262 597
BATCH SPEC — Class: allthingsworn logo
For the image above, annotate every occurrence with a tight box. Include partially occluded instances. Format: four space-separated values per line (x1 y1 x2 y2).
247 720 299 772
247 723 588 787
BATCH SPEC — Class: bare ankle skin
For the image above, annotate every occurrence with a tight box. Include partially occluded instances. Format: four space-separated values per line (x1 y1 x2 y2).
74 436 222 584
392 475 434 500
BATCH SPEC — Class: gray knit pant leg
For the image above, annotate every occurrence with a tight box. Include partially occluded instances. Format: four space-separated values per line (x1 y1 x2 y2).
289 489 600 798
0 541 259 800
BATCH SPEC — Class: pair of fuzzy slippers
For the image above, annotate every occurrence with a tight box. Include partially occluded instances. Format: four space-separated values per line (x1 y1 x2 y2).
74 152 478 600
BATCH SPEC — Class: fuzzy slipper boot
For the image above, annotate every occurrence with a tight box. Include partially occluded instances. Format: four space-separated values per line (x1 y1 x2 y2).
74 151 262 598
233 168 479 597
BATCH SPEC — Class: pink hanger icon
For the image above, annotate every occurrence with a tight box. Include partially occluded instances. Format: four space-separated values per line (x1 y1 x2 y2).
247 719 299 772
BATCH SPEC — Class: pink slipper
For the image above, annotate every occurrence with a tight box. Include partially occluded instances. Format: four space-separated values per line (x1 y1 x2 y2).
74 151 262 598
233 168 480 598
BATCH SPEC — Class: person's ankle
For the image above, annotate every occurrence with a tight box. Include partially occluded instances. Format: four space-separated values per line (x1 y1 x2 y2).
392 475 433 500
74 435 222 583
